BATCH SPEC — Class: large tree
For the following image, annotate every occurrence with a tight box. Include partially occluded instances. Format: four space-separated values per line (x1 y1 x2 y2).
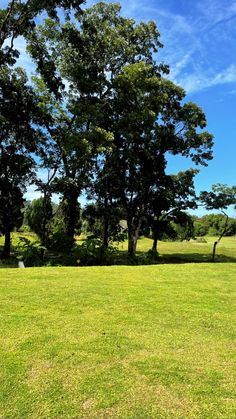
0 147 34 257
102 62 213 256
25 2 166 246
0 0 85 257
53 2 213 257
0 66 41 257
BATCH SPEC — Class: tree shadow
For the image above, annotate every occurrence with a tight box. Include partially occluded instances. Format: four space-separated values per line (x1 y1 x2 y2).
115 249 236 265
156 252 236 264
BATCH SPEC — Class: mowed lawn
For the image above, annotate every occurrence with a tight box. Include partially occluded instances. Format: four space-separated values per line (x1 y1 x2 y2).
0 265 235 418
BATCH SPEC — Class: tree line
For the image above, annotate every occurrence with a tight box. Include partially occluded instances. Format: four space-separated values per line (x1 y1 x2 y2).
0 0 236 262
22 198 236 241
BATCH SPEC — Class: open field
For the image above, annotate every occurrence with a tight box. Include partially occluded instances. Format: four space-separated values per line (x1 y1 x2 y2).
0 264 235 418
135 236 236 263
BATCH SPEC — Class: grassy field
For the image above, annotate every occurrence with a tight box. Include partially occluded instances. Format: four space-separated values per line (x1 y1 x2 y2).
0 264 235 418
123 236 236 263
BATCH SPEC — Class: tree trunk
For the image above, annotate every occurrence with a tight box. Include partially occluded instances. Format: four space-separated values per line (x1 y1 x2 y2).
2 226 11 258
66 190 79 245
127 218 141 257
128 231 138 257
212 241 217 262
212 212 229 262
152 231 158 252
102 196 109 249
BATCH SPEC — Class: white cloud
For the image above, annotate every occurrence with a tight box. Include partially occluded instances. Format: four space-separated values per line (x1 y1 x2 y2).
176 65 236 94
170 53 192 79
24 185 42 202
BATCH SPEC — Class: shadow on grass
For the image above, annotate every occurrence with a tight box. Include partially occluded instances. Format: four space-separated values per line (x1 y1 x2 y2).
116 250 236 265
157 252 236 264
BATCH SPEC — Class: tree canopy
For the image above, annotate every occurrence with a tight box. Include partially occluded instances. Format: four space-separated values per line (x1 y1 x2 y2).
2 0 233 265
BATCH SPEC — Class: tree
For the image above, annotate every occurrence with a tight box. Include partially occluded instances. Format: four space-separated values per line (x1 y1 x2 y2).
24 197 53 244
0 149 34 257
0 0 214 261
59 3 212 257
148 169 198 251
25 2 165 247
200 184 236 261
105 61 213 256
0 66 41 258
82 202 125 245
0 0 84 257
0 0 84 67
171 212 195 241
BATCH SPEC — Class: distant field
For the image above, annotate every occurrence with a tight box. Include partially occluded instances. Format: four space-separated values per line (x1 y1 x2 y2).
122 236 236 262
0 265 235 418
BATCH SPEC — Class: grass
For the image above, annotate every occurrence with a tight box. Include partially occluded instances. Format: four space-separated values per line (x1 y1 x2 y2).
124 236 236 263
0 264 235 418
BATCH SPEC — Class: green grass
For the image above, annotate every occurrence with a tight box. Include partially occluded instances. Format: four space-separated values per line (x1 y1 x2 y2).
0 264 235 418
126 236 236 263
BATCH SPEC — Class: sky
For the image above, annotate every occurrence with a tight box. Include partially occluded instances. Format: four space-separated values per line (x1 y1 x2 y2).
2 0 236 215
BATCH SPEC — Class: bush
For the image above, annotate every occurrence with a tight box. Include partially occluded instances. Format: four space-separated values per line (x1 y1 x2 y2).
48 231 74 253
16 237 44 267
76 237 118 266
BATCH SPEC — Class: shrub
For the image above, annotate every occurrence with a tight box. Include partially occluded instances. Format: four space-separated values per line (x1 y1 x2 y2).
48 231 74 253
16 237 44 267
76 237 118 266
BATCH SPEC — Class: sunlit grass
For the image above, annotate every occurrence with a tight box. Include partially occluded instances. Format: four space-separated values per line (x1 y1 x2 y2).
0 264 235 418
119 236 236 262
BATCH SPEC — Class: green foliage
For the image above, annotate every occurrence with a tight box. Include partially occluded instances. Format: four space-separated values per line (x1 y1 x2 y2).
76 237 118 266
24 197 53 242
0 0 84 66
200 184 236 260
0 0 219 261
48 230 74 253
82 203 126 244
146 248 159 262
200 184 236 211
194 214 236 237
15 236 43 267
0 149 35 257
171 212 195 241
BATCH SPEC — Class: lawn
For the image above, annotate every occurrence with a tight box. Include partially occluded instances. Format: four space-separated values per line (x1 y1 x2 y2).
126 236 236 263
0 264 235 418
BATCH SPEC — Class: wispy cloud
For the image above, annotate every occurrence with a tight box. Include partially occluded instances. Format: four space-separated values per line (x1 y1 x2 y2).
176 64 236 94
146 0 236 95
24 186 60 204
4 0 236 96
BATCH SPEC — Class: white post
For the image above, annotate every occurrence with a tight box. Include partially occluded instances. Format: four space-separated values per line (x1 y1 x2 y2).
18 261 25 268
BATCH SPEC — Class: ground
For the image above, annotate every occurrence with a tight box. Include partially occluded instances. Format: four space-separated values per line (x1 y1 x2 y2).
0 263 235 418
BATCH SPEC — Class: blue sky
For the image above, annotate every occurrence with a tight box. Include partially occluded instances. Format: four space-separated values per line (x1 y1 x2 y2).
2 0 236 214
